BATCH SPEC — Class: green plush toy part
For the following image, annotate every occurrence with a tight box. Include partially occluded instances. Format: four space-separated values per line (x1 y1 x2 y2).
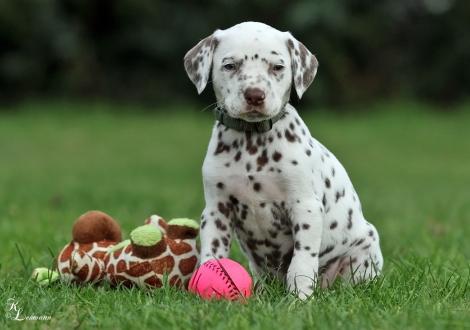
31 267 59 286
130 224 162 246
108 239 131 253
168 218 199 228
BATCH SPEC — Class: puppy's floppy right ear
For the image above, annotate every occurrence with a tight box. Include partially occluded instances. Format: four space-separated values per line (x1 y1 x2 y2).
184 34 219 94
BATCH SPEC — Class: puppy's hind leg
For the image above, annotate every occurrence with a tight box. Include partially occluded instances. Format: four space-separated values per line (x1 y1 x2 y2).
338 235 383 285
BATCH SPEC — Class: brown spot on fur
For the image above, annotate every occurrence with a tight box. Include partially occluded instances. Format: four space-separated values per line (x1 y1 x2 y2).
325 178 331 188
248 146 258 154
215 218 228 231
257 149 269 169
319 245 334 258
214 142 230 155
287 39 295 51
285 129 297 142
273 151 282 162
218 202 230 218
347 209 353 229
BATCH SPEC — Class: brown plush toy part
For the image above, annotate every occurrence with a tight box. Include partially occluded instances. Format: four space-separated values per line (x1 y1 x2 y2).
57 210 122 284
105 217 199 288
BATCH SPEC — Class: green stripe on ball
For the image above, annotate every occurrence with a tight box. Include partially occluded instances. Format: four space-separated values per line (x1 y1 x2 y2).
130 225 162 246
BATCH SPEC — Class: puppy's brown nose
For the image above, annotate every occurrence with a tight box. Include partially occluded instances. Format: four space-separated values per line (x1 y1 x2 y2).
244 88 265 106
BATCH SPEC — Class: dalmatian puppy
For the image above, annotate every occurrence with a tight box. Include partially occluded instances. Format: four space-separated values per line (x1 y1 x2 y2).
184 22 383 299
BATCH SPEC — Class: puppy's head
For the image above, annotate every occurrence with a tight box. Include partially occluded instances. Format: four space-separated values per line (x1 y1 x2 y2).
184 22 318 122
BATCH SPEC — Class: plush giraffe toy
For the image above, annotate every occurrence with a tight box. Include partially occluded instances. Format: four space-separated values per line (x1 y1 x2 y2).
50 210 199 289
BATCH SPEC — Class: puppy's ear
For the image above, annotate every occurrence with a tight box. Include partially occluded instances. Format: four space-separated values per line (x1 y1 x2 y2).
184 34 219 94
285 33 319 99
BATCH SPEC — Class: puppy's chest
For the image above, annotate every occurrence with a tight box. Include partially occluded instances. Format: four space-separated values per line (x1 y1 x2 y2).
209 123 310 171
205 125 312 244
219 185 295 267
205 118 321 210
209 132 303 201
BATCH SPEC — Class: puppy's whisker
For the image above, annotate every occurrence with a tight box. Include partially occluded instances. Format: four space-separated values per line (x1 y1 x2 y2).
200 102 219 113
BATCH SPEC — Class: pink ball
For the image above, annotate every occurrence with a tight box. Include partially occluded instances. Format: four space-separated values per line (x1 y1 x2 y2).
188 258 253 300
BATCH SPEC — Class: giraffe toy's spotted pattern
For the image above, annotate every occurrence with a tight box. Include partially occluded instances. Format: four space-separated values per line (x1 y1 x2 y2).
58 240 115 284
56 211 200 289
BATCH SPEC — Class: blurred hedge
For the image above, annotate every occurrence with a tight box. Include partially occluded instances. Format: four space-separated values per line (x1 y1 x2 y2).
0 0 469 108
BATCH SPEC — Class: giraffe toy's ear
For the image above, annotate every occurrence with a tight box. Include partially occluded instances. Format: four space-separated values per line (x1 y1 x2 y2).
145 214 168 234
166 218 200 240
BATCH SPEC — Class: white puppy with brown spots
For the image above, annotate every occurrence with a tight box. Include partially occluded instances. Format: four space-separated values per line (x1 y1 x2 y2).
184 22 383 299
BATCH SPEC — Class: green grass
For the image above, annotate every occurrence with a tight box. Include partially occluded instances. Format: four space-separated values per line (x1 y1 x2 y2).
1 101 469 329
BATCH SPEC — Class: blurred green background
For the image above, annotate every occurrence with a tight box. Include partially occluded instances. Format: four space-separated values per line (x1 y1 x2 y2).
1 2 469 328
1 0 469 107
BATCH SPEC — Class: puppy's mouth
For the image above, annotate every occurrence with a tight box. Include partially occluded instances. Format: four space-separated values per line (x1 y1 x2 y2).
238 106 270 122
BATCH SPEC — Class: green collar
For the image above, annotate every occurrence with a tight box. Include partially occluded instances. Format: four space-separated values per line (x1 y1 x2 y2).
213 106 286 133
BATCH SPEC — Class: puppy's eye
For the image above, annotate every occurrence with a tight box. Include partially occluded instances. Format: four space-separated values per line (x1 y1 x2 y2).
223 63 236 71
272 64 285 72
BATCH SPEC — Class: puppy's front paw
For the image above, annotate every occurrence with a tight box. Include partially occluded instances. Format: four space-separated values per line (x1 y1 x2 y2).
287 271 317 300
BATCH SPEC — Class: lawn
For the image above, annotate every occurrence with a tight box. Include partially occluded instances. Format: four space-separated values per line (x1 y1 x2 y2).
0 101 469 329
